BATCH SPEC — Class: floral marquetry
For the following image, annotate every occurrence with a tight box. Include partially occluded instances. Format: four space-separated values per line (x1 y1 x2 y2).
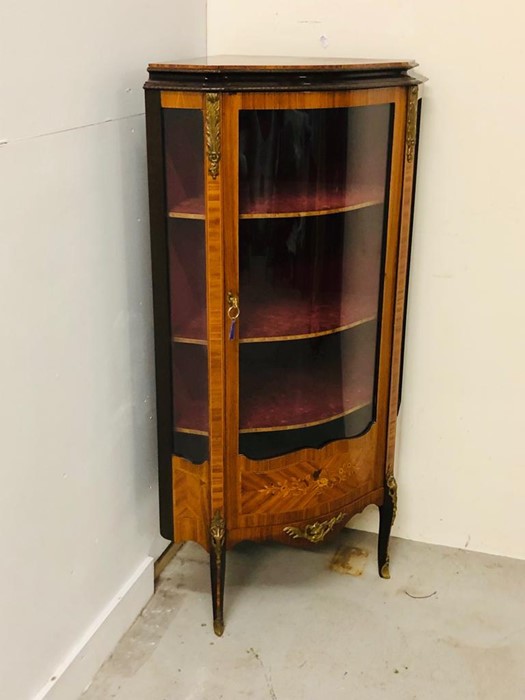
241 447 373 515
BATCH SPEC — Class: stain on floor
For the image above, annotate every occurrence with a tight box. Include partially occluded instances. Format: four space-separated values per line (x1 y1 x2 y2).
329 545 369 576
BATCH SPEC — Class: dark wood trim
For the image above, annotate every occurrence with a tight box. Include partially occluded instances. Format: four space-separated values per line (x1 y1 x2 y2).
145 89 174 541
145 56 426 93
145 71 422 94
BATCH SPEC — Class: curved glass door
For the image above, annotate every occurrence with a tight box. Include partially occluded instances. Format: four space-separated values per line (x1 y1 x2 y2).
163 107 209 463
238 105 393 459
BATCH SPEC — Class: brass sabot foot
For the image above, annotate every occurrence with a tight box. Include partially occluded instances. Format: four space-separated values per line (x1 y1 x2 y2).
380 558 391 579
213 618 224 637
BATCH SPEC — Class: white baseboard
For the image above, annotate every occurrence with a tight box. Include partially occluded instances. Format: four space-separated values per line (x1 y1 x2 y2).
33 556 154 700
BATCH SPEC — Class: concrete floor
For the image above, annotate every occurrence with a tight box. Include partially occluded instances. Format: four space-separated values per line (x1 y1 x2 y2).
82 530 525 699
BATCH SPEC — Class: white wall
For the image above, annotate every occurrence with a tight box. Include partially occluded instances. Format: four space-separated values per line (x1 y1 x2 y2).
1 4 523 695
207 1 525 560
0 2 206 699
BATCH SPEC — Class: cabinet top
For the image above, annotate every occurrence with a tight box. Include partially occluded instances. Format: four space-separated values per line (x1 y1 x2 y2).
148 55 417 72
145 55 423 92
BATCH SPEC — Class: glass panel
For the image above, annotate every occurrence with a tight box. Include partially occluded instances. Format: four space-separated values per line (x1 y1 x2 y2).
168 219 207 342
165 109 205 217
163 108 208 463
238 105 392 460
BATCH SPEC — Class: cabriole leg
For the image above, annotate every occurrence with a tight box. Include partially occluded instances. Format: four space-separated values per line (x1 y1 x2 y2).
210 510 226 636
378 474 397 579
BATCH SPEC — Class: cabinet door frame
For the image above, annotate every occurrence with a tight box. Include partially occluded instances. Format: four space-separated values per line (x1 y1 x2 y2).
221 88 408 541
154 90 225 549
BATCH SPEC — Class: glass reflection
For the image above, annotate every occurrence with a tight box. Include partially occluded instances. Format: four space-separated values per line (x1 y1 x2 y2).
164 108 209 462
238 104 393 459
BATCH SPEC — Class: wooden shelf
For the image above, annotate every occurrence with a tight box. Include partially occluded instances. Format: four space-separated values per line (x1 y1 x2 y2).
240 316 375 343
169 185 383 220
239 291 378 343
239 365 374 433
172 327 376 436
169 211 205 220
239 400 372 433
173 376 373 437
168 194 205 219
172 336 207 346
239 327 376 433
175 426 209 436
171 312 207 345
240 183 384 219
170 296 377 345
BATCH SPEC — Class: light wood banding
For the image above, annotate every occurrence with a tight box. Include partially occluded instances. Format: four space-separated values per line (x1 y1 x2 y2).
204 93 227 520
161 91 204 109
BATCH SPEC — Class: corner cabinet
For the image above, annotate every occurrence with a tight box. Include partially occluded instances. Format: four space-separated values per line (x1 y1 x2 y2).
144 56 424 635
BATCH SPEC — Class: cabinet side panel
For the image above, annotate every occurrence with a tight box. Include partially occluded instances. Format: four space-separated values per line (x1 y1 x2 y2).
372 88 408 481
145 89 174 540
172 456 210 548
398 97 423 411
386 86 421 477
